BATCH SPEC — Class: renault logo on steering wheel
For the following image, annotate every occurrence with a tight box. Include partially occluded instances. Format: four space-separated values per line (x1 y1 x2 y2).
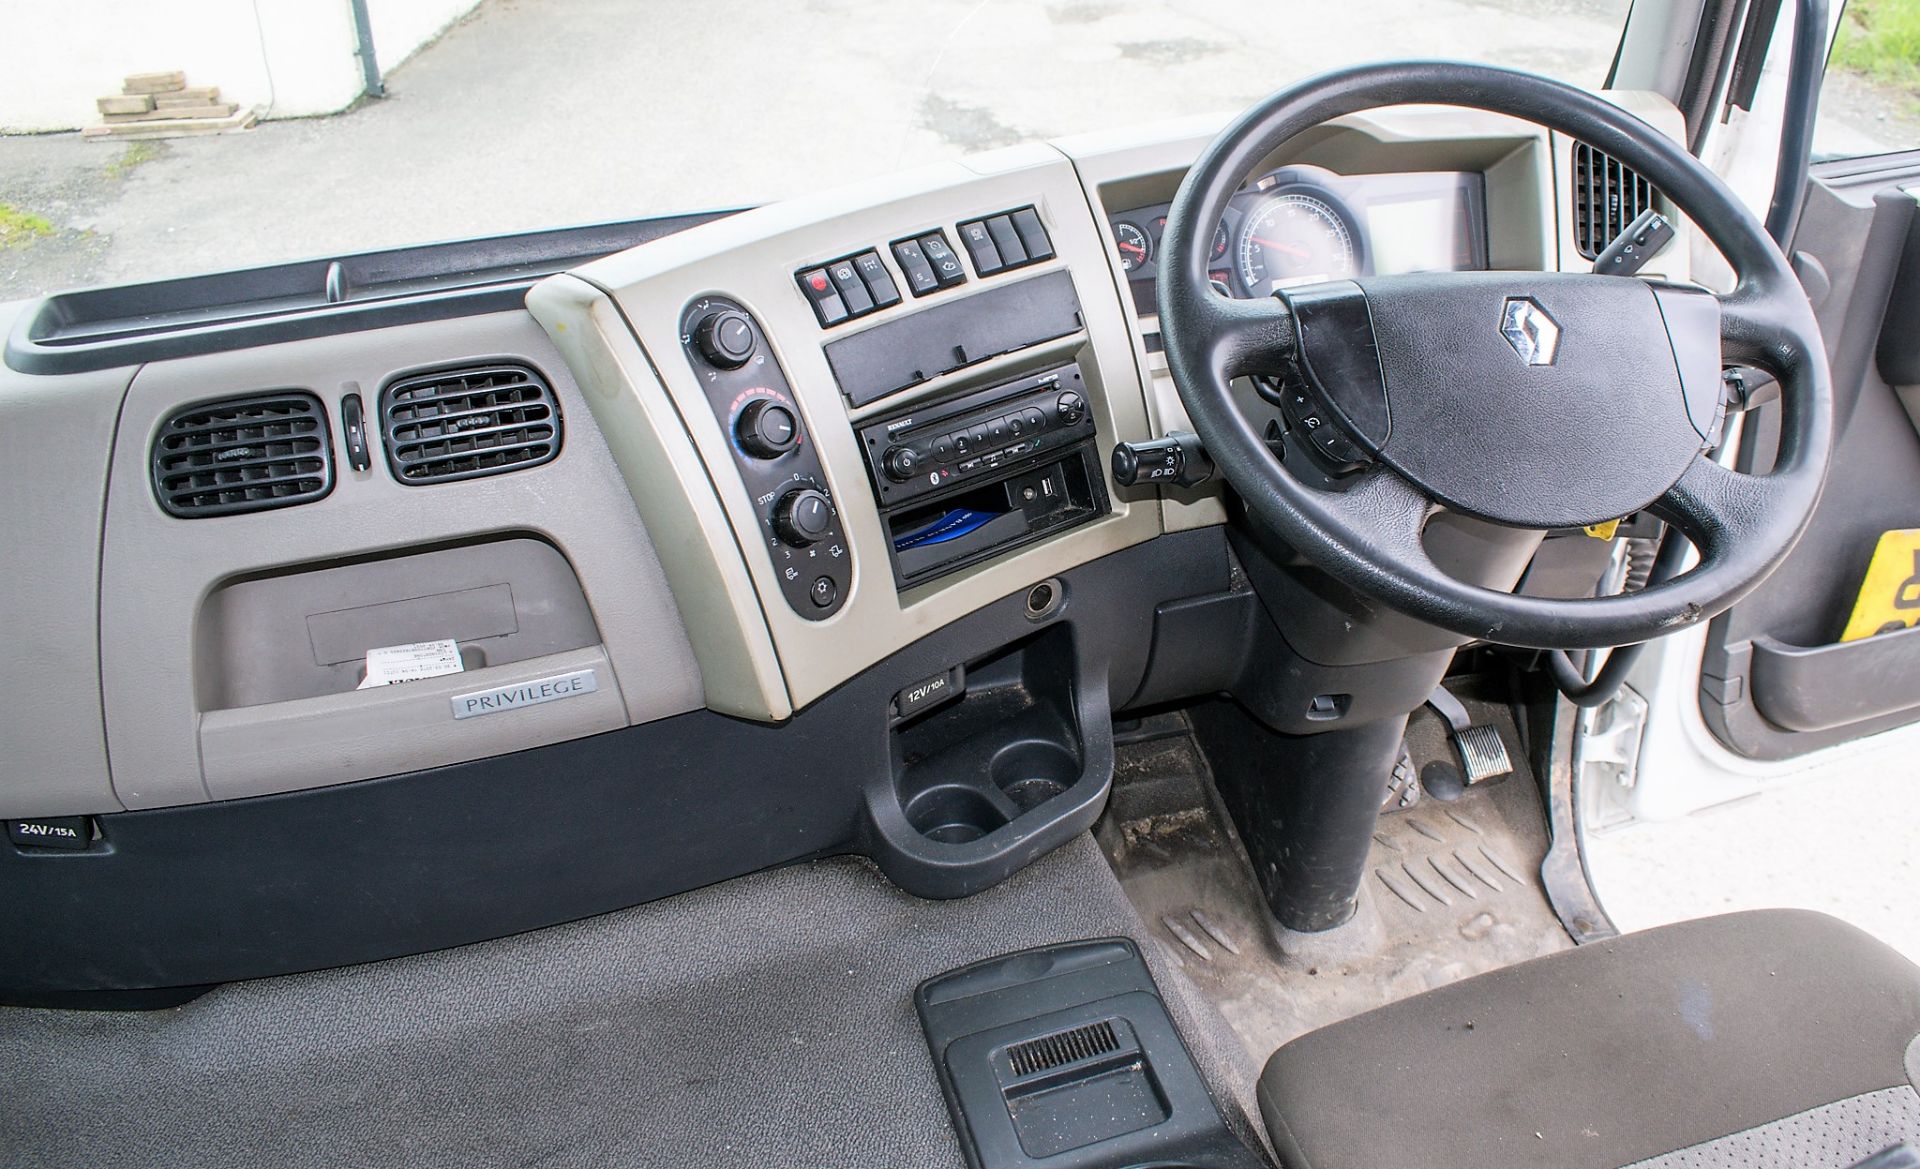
1500 297 1562 366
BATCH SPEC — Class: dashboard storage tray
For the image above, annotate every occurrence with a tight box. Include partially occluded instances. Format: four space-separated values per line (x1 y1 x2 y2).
825 269 1084 406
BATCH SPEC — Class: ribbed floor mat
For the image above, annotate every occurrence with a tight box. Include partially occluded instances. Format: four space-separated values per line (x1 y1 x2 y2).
1095 696 1571 1060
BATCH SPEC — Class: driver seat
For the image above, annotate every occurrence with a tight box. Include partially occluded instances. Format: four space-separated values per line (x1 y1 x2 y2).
1259 909 1920 1168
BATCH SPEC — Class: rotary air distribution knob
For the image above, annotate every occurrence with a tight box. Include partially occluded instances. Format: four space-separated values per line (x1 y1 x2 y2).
695 310 756 369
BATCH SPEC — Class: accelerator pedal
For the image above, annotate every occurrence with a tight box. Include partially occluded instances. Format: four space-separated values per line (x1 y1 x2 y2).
1427 685 1514 786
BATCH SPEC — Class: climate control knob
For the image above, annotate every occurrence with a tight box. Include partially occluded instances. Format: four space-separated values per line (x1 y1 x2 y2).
695 310 756 369
736 398 799 459
773 488 834 547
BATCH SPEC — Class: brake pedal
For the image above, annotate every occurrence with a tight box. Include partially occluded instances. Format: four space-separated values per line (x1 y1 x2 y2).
1426 685 1514 786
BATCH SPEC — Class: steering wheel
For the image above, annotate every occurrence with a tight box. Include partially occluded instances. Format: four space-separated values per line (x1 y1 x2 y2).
1158 62 1831 649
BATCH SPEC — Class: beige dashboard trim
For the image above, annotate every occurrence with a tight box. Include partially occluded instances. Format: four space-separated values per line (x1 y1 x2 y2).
534 149 1163 721
527 275 792 721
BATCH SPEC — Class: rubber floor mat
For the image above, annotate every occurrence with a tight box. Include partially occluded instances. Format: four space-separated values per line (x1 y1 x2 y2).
1095 695 1572 1060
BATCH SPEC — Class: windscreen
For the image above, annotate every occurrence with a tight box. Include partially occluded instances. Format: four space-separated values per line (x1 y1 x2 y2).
1 0 1645 297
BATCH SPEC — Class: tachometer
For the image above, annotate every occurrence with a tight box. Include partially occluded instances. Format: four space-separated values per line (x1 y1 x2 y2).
1236 191 1358 294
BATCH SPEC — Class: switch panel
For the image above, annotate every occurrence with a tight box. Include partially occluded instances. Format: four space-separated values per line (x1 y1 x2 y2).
899 229 969 294
680 294 851 619
797 248 905 328
958 206 1054 278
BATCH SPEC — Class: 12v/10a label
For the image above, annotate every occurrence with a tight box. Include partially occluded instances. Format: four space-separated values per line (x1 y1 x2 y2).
450 669 598 720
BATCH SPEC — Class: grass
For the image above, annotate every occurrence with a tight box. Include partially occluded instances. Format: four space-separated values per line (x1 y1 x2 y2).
0 203 54 250
102 141 161 180
1833 0 1920 92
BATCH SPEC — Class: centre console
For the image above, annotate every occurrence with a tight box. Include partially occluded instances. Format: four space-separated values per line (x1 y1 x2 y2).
530 145 1163 721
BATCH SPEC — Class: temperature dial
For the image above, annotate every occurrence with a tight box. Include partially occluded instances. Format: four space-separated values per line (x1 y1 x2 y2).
736 398 799 459
773 488 834 547
695 310 756 369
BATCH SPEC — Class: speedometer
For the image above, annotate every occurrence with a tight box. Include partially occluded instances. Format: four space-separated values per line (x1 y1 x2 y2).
1236 191 1358 294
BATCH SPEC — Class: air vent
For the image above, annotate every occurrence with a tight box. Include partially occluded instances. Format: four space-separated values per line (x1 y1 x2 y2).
380 363 561 485
150 391 333 518
1006 1020 1121 1077
1571 142 1657 260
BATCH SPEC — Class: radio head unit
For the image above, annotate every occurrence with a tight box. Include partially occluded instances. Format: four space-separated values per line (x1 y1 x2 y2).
857 364 1109 588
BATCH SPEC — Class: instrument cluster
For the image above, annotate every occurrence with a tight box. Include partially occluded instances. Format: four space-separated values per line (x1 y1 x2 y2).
1109 164 1488 314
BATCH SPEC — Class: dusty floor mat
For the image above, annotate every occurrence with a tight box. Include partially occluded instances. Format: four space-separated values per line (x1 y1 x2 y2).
1096 696 1571 1061
0 835 1266 1169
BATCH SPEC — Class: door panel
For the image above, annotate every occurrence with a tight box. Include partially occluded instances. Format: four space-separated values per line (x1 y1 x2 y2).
1701 157 1920 759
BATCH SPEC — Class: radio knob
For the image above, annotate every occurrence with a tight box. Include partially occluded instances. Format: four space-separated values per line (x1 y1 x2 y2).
882 446 922 482
774 488 834 547
1055 390 1086 425
736 398 799 459
695 310 756 369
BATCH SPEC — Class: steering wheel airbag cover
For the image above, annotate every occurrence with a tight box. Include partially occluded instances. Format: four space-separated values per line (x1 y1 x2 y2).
1358 271 1706 529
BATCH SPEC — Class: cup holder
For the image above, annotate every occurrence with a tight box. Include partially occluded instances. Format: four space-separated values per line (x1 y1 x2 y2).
904 784 1010 845
991 740 1077 812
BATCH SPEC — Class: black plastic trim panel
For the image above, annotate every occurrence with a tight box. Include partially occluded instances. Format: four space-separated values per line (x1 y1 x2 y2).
916 938 1263 1169
1747 625 1920 733
5 209 740 375
0 530 1233 999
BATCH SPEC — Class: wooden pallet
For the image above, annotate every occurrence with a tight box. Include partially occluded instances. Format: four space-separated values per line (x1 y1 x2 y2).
87 72 251 140
83 108 258 141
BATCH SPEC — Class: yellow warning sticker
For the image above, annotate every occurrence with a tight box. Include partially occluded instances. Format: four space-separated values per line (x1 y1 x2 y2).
1582 519 1621 541
1840 528 1920 641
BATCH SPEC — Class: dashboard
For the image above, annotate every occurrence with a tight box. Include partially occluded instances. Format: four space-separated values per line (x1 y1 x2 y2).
1107 164 1489 315
0 99 1692 817
0 94 1696 997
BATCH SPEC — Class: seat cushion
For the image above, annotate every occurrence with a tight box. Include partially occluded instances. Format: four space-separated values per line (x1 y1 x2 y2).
1259 909 1920 1169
